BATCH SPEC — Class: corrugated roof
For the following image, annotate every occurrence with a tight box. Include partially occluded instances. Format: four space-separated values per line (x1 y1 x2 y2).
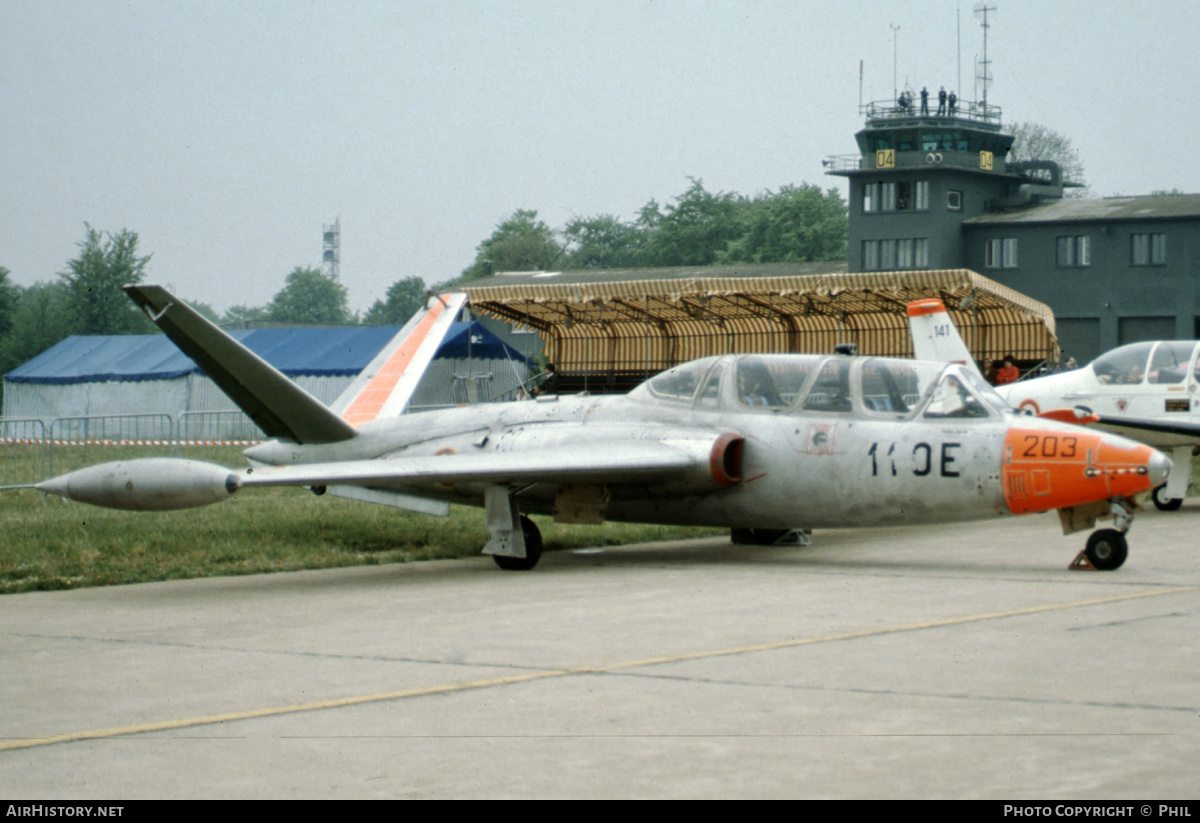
463 267 1058 378
463 260 849 289
6 326 402 385
965 193 1200 225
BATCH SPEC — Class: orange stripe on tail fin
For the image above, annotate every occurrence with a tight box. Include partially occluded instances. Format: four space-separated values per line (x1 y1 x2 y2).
335 292 468 427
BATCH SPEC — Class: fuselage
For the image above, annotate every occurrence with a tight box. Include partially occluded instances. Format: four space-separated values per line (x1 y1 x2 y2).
246 354 1167 532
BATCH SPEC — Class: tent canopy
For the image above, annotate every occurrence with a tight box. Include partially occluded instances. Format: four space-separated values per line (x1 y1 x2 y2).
463 265 1058 384
435 321 531 363
6 326 402 385
6 320 530 386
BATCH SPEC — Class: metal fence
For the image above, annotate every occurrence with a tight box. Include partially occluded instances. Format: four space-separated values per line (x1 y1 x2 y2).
0 411 268 486
0 418 48 487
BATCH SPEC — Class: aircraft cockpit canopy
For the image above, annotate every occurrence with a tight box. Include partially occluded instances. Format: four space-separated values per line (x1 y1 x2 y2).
1092 340 1200 386
632 355 1008 419
922 367 1006 419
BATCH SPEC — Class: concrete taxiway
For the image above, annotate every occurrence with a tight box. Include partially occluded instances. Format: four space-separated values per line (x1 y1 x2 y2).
1 503 1197 799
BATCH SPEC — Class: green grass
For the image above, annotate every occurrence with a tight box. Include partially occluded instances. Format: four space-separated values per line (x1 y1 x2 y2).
0 484 720 594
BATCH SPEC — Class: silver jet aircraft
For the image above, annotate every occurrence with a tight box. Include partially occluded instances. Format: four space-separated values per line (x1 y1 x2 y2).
35 286 1170 571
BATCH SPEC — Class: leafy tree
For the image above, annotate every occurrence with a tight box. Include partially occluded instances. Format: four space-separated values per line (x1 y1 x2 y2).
221 304 270 325
459 210 564 282
1008 122 1088 196
0 281 70 377
562 214 647 269
363 276 427 325
187 300 220 324
58 224 154 335
0 267 19 341
266 267 353 325
718 184 847 264
640 179 747 267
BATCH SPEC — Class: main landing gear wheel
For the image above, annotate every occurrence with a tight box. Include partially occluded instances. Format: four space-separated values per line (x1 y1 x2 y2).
1152 485 1184 512
1084 529 1128 571
493 515 543 571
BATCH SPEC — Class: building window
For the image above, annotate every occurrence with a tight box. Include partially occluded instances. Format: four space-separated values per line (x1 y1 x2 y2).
947 190 963 211
1056 235 1091 268
893 181 929 211
914 238 929 267
864 238 928 271
863 181 905 213
985 238 1018 269
880 182 896 212
1131 232 1166 266
879 239 897 269
914 181 929 210
862 240 879 269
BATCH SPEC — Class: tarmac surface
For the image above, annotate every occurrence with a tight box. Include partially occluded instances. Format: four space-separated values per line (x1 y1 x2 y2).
1 502 1198 799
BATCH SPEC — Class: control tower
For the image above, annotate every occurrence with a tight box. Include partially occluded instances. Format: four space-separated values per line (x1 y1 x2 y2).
825 94 1067 272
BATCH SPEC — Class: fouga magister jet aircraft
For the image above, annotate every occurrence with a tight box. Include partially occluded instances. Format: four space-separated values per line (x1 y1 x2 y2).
908 299 1199 512
31 286 1170 571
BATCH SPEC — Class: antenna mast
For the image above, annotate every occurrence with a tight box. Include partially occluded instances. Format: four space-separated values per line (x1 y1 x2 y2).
890 23 900 104
974 2 996 107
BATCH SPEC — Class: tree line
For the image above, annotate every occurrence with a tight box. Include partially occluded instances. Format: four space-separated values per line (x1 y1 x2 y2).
0 225 428 382
0 178 847 383
455 178 847 283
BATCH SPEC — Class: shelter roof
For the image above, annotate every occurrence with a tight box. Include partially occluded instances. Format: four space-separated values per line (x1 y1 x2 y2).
965 193 1200 225
462 267 1058 381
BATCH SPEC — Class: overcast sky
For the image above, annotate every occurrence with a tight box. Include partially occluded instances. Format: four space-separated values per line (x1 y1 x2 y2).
3 0 1198 315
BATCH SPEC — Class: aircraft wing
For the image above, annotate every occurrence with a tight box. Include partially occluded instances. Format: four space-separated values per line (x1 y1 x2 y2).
1093 414 1200 441
238 441 697 490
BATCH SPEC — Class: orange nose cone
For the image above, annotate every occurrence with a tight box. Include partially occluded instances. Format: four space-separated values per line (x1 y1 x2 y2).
1002 427 1166 515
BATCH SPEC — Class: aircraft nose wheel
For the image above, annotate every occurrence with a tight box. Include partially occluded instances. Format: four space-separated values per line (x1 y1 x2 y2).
1152 485 1184 511
493 515 543 571
1081 528 1128 571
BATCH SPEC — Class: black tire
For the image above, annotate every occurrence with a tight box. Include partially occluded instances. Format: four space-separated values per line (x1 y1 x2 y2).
1085 529 1128 571
1152 485 1184 512
493 515 543 571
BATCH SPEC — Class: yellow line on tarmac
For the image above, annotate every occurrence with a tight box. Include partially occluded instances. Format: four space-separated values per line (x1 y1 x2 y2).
3 585 1195 752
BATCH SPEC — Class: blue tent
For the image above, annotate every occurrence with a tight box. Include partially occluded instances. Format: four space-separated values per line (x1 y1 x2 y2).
5 326 404 385
434 321 531 364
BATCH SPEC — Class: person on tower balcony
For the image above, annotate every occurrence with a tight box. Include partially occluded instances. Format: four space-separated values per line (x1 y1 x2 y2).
937 87 947 115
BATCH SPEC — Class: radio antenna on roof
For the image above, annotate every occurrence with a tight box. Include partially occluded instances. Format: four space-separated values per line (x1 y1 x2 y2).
974 2 996 107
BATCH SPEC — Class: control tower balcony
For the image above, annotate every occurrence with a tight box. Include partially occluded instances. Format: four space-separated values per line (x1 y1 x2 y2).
825 97 1014 177
861 98 1003 129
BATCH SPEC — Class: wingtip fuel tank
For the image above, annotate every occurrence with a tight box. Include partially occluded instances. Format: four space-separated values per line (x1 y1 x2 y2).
36 458 241 511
